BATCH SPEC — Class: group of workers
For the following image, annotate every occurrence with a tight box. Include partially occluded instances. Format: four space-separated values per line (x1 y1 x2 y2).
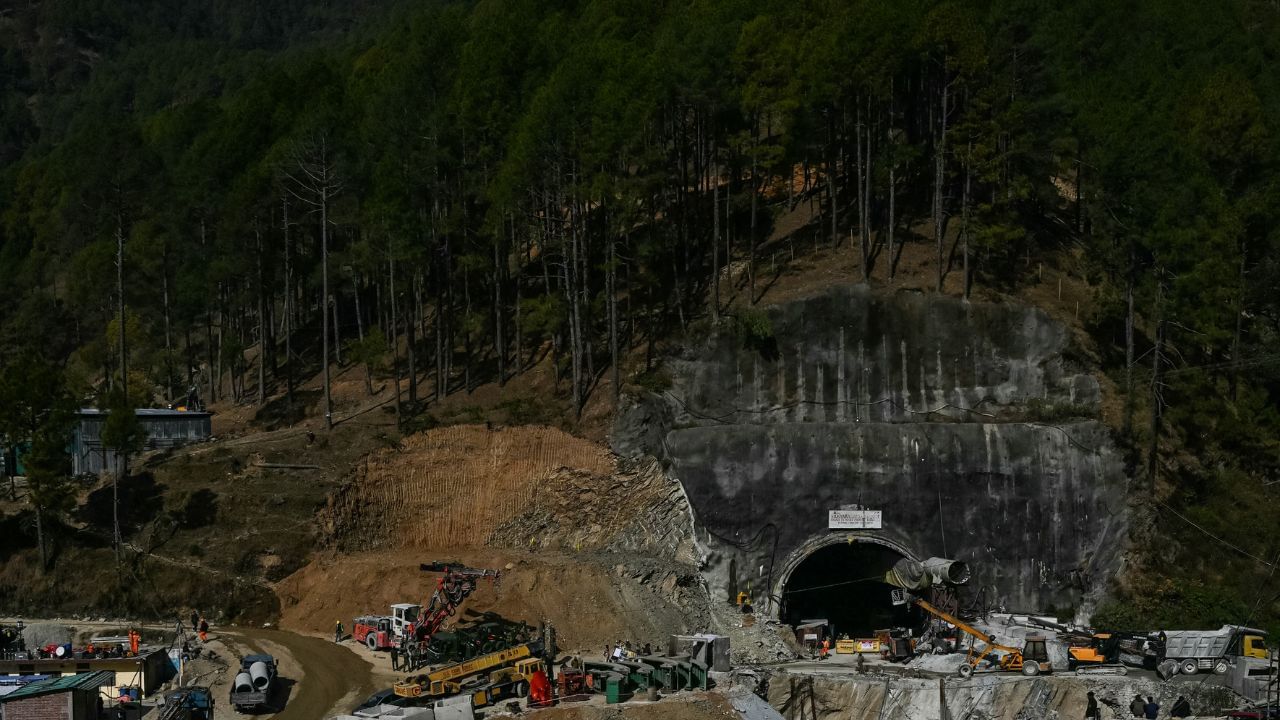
1084 692 1194 719
188 610 210 642
605 640 656 661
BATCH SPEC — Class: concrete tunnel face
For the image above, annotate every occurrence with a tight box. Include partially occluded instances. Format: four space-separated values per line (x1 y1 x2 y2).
777 537 923 638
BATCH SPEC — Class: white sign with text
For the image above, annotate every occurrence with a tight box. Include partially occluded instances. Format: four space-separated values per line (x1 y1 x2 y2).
828 509 882 529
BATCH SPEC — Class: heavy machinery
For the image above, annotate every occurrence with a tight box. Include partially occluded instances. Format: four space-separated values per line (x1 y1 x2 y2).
1158 625 1269 675
354 615 397 651
908 596 1052 677
393 641 545 702
158 687 214 720
1065 632 1152 673
395 562 503 671
230 654 279 713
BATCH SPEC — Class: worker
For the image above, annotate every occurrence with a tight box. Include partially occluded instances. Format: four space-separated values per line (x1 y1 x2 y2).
390 645 399 671
603 644 610 661
1171 696 1192 718
198 618 209 642
129 629 139 656
190 610 200 632
855 653 866 673
1130 695 1145 717
1085 691 1100 720
820 638 830 661
335 620 344 643
1143 696 1160 719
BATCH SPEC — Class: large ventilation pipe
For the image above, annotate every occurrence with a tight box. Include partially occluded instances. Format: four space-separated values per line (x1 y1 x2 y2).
249 661 271 690
884 557 970 589
922 557 971 586
234 673 254 693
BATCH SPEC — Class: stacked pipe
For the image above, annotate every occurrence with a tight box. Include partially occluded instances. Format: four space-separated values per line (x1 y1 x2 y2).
249 661 271 689
233 673 254 693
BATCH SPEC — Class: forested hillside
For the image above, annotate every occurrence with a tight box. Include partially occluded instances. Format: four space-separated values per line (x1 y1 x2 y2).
1 0 1279 629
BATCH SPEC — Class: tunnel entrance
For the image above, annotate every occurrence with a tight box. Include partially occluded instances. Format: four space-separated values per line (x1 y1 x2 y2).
780 541 921 639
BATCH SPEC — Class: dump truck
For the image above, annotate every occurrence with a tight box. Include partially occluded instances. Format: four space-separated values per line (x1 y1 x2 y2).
230 654 278 712
1158 625 1269 675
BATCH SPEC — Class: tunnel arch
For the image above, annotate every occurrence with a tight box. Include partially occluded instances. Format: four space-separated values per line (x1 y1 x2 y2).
772 533 922 639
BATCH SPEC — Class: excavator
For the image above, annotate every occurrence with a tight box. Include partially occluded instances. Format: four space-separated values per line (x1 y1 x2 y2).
911 597 1052 677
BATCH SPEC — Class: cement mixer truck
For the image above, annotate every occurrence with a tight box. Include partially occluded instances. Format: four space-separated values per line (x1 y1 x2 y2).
230 654 279 713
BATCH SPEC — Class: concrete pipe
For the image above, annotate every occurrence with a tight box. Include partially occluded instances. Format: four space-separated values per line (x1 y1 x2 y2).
249 661 271 689
234 673 254 693
923 557 971 586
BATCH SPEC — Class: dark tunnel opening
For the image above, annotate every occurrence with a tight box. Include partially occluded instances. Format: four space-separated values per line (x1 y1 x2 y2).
781 542 922 639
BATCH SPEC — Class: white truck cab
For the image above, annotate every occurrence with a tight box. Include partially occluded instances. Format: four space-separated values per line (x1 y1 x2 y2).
391 603 423 640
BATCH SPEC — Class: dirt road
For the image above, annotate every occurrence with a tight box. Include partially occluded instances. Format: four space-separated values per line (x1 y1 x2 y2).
209 627 382 720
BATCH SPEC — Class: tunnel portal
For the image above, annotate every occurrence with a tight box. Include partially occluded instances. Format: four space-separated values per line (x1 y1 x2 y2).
780 541 922 639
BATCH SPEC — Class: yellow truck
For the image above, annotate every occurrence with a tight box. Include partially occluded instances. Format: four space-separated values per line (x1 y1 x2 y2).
393 642 542 701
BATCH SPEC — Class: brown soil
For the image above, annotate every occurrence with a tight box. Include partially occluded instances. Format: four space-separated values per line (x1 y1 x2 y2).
276 548 699 652
319 424 614 550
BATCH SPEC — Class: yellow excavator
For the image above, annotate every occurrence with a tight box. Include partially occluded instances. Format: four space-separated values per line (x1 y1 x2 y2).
913 598 1053 677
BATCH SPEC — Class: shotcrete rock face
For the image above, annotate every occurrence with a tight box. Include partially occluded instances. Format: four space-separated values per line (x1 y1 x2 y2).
614 286 1129 623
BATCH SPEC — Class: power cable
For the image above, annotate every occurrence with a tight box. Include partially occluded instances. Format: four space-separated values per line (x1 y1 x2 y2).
781 574 886 595
1156 500 1279 570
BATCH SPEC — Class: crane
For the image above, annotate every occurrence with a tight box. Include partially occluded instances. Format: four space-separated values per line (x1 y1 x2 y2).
912 597 1051 677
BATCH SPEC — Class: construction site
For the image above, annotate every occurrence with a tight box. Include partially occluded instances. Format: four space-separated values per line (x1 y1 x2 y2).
1 281 1277 720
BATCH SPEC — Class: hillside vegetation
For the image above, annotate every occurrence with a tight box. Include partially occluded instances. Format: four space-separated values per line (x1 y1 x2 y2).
1 0 1278 632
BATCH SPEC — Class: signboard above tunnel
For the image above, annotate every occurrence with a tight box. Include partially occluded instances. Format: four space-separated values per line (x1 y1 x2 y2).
828 509 882 529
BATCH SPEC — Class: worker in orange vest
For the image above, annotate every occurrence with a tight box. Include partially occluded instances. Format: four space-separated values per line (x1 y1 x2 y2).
820 638 830 661
128 630 139 656
198 617 209 642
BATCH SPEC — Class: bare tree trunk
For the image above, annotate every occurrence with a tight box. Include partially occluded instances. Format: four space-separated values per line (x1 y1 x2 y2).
887 81 897 281
256 227 266 405
749 124 758 303
321 180 333 429
35 507 45 571
1147 272 1165 493
935 76 950 293
609 233 620 403
354 273 365 341
711 157 721 318
1229 240 1246 400
962 143 972 299
1123 254 1135 437
282 196 294 407
114 211 127 565
495 225 506 385
162 243 174 403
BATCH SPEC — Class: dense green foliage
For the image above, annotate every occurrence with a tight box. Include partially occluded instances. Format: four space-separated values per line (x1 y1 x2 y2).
1 0 1279 627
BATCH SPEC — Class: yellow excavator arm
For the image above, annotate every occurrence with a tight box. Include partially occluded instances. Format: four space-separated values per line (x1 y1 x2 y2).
913 598 1026 673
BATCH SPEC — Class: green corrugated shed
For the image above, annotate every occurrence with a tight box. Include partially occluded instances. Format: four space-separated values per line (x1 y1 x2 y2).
0 670 114 702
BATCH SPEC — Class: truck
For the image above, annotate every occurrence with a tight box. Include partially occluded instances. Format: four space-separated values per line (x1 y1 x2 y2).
354 615 398 651
230 654 278 712
1158 625 1269 675
393 641 544 701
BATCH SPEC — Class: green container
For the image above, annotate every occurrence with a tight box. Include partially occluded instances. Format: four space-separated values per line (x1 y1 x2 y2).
605 676 622 704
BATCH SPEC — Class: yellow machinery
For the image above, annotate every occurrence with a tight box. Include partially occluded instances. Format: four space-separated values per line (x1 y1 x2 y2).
394 642 540 699
913 598 1052 677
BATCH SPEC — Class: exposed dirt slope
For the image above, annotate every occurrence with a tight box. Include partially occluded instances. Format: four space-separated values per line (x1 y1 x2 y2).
277 549 701 651
319 424 614 550
282 425 709 650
